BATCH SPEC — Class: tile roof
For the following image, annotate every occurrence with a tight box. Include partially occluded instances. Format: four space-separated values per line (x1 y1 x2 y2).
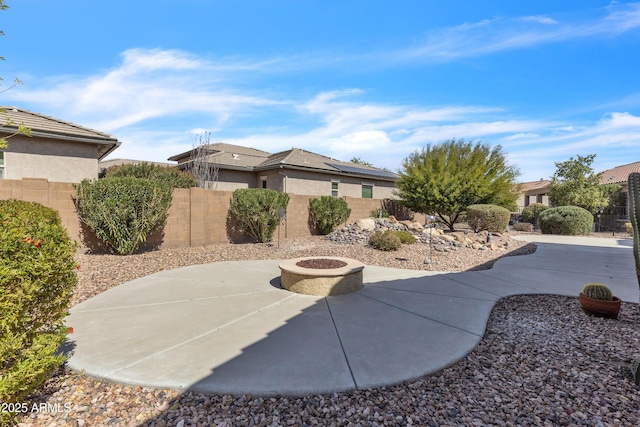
0 107 117 141
599 161 640 185
255 148 398 180
171 144 398 180
168 142 271 164
516 179 552 192
0 107 120 159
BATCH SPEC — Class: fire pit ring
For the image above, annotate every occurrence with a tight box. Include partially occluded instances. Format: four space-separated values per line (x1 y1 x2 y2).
278 256 365 296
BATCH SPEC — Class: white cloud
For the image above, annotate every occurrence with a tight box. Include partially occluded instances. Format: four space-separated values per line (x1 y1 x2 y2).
521 15 559 25
6 48 283 132
598 111 640 128
504 132 541 140
190 128 210 135
326 130 391 154
392 3 640 63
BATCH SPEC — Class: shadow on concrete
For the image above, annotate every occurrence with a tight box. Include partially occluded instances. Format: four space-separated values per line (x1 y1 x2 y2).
61 238 638 425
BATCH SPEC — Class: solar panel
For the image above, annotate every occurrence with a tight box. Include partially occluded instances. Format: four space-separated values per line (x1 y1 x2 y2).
326 163 398 179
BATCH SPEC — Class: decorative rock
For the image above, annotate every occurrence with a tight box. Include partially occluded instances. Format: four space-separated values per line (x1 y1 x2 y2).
408 222 425 232
388 215 397 223
325 218 514 254
356 218 376 231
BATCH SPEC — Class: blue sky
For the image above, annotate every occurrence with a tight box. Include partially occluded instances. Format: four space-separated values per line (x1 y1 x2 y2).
2 1 640 182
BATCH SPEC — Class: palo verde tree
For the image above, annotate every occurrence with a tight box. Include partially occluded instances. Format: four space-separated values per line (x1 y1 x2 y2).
396 138 520 231
548 154 620 214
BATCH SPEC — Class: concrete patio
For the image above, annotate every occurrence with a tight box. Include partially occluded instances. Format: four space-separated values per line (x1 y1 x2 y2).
64 235 638 396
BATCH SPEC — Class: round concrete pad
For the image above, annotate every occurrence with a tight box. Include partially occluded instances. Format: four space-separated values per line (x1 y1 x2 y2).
64 236 638 396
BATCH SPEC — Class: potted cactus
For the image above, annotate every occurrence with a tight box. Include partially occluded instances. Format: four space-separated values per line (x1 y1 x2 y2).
579 283 621 319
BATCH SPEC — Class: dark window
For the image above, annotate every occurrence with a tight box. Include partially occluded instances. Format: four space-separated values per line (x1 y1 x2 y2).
331 182 339 197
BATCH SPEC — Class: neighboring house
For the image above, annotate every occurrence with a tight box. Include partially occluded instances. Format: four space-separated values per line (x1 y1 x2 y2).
168 143 399 199
515 179 552 209
0 107 120 182
515 160 640 211
599 160 640 199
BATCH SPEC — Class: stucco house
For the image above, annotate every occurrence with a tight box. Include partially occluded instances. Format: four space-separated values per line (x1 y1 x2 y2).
168 143 399 199
0 107 120 182
599 161 640 199
515 160 640 212
515 179 552 209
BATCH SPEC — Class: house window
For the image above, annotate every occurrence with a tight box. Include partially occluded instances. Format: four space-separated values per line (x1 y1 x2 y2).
362 185 373 199
524 195 530 206
260 175 267 188
0 152 4 179
331 181 339 197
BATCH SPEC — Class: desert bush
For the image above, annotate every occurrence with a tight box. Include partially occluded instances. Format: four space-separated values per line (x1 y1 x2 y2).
369 230 402 251
309 196 351 235
521 203 549 224
513 222 534 232
466 204 510 233
393 230 417 244
624 221 633 234
105 162 196 188
538 206 593 235
0 200 77 423
74 177 173 255
370 208 389 218
230 188 290 243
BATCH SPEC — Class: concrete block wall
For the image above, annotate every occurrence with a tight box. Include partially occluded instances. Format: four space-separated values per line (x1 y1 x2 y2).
1 180 420 250
0 179 83 245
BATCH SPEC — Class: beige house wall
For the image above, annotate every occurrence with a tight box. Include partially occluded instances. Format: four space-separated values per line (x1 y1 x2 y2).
2 135 100 182
516 189 551 209
210 167 397 199
204 169 255 191
278 169 397 199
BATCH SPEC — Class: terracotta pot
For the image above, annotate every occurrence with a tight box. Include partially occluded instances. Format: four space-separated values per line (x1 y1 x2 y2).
579 293 621 319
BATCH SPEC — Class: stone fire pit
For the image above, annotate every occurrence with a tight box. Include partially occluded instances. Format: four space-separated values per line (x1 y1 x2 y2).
278 256 365 296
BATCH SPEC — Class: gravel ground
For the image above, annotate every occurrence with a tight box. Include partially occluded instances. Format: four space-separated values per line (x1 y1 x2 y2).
15 232 640 426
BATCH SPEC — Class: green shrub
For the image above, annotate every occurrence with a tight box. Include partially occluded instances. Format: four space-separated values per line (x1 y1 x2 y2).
393 230 417 244
538 206 593 236
369 230 402 251
74 177 174 255
0 200 77 423
624 221 633 234
370 208 389 218
521 203 549 224
513 222 534 232
105 162 196 188
309 196 352 235
230 188 290 243
466 204 510 233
